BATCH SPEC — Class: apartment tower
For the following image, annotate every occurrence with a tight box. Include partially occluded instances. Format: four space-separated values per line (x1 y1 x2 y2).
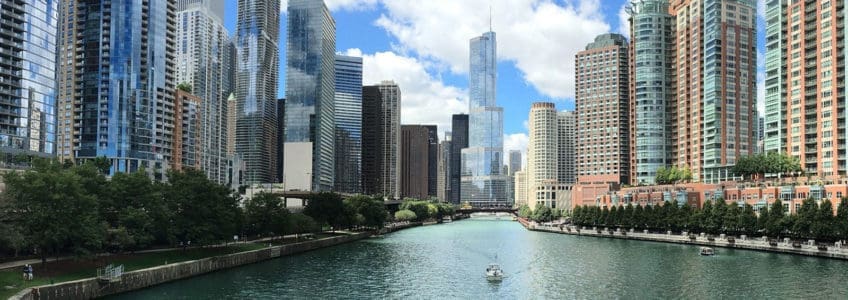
362 81 401 199
526 102 558 210
334 55 363 194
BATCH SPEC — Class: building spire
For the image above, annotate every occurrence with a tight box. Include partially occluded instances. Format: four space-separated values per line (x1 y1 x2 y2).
489 4 492 31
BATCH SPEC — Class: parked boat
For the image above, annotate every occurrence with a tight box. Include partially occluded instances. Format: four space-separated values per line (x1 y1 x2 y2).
700 247 715 256
486 263 504 281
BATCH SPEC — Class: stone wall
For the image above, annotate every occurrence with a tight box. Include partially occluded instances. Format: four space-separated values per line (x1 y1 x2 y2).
12 233 370 300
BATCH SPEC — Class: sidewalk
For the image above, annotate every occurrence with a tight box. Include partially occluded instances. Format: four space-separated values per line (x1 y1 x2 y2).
0 233 316 271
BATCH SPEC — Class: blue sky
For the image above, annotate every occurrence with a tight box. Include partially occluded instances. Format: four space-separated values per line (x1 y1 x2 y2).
223 0 766 156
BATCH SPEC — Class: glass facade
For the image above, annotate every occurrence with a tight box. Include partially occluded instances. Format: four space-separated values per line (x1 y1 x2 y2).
333 55 362 194
285 0 336 191
631 0 674 184
63 0 176 179
175 0 233 184
461 31 509 206
0 0 57 157
236 0 280 184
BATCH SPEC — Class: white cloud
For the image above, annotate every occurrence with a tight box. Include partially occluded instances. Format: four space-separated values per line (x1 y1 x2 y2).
375 0 610 99
617 4 630 40
503 133 528 169
342 48 468 137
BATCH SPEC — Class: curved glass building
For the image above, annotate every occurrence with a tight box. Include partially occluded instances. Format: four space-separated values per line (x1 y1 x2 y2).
460 31 509 207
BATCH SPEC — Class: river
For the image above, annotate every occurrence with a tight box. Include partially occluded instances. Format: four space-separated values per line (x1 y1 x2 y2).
113 218 848 299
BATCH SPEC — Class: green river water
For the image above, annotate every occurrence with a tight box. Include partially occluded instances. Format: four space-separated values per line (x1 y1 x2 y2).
112 218 848 299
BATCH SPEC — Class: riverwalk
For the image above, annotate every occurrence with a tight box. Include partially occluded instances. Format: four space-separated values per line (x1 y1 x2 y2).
517 217 848 260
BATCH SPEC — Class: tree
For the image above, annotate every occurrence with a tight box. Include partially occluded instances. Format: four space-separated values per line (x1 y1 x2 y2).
837 198 848 242
394 209 417 222
813 199 834 241
303 192 348 230
655 167 669 185
4 161 105 262
167 169 241 245
724 203 740 235
288 213 319 237
532 206 553 223
739 204 758 236
105 171 166 251
176 82 193 93
792 198 817 239
518 204 532 219
345 196 388 229
244 192 290 237
766 199 787 238
91 156 112 175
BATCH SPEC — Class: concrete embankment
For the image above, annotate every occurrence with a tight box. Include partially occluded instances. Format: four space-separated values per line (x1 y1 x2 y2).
518 218 848 261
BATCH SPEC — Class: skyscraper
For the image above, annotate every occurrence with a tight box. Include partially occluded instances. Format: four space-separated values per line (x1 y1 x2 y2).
461 31 509 207
401 125 431 199
235 0 280 184
575 33 630 185
362 82 401 199
285 0 336 191
173 89 202 171
673 0 756 183
437 135 452 202
175 0 233 184
628 0 674 185
1 0 57 158
449 114 469 204
557 111 576 184
425 125 439 197
59 0 176 179
508 150 522 176
334 55 363 194
276 98 285 183
526 102 558 210
765 0 841 180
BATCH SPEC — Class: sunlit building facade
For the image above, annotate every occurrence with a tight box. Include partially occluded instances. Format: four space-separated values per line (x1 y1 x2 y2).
334 55 362 194
461 31 509 207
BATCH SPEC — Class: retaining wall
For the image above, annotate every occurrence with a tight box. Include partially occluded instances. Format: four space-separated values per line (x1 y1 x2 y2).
12 233 370 300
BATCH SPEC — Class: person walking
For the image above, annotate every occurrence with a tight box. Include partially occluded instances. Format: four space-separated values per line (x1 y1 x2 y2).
27 264 33 280
21 264 28 280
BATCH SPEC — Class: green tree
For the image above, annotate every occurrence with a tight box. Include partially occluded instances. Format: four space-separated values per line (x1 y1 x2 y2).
4 161 105 262
167 169 241 245
106 171 166 251
622 203 634 228
724 203 740 235
837 198 848 242
244 192 290 237
394 209 417 222
812 199 834 241
532 206 553 223
766 199 787 238
792 198 817 239
288 213 319 237
176 82 193 93
633 205 644 229
345 196 388 229
303 192 349 230
655 167 668 185
739 204 758 236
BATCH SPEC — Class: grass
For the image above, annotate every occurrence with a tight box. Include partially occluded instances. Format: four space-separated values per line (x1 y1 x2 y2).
0 243 265 299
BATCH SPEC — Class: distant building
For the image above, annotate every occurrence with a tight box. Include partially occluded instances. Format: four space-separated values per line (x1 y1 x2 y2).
6 0 58 159
449 114 469 204
508 150 522 176
362 81 401 199
334 55 363 194
426 126 439 197
236 0 281 184
557 111 576 184
514 171 527 207
276 98 285 183
575 33 630 185
437 136 452 202
401 125 432 199
284 0 335 191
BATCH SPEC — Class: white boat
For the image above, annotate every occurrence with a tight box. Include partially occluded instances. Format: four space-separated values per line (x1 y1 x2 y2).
699 247 715 256
486 263 504 281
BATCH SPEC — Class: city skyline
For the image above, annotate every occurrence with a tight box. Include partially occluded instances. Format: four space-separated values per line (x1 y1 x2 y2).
216 1 771 162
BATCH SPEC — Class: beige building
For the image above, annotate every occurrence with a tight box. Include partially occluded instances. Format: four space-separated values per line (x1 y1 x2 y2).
526 102 559 210
514 170 527 207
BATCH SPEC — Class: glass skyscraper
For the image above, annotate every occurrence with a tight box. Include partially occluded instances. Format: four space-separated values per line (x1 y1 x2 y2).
461 31 509 207
334 55 362 194
0 0 57 158
235 0 280 184
285 0 336 192
58 0 176 179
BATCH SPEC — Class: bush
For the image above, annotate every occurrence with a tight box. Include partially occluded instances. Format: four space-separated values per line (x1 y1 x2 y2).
394 210 417 222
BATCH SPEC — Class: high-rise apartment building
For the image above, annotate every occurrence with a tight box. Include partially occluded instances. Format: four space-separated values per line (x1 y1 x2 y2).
461 31 509 207
765 0 843 179
285 0 336 191
575 33 630 185
625 0 756 184
401 125 431 199
173 89 202 171
557 111 577 184
362 81 401 199
276 98 285 183
334 55 363 194
58 0 177 179
426 125 439 197
175 0 233 183
514 170 527 206
235 0 280 184
1 0 57 159
672 0 756 183
526 102 558 210
628 0 675 185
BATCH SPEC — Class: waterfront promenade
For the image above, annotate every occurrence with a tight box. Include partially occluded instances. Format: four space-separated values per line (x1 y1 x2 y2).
519 217 848 260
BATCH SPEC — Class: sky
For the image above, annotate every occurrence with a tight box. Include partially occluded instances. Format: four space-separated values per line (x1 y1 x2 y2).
223 0 767 163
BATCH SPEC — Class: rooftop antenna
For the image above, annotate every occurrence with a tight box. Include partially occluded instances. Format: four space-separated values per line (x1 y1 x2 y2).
489 3 493 31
